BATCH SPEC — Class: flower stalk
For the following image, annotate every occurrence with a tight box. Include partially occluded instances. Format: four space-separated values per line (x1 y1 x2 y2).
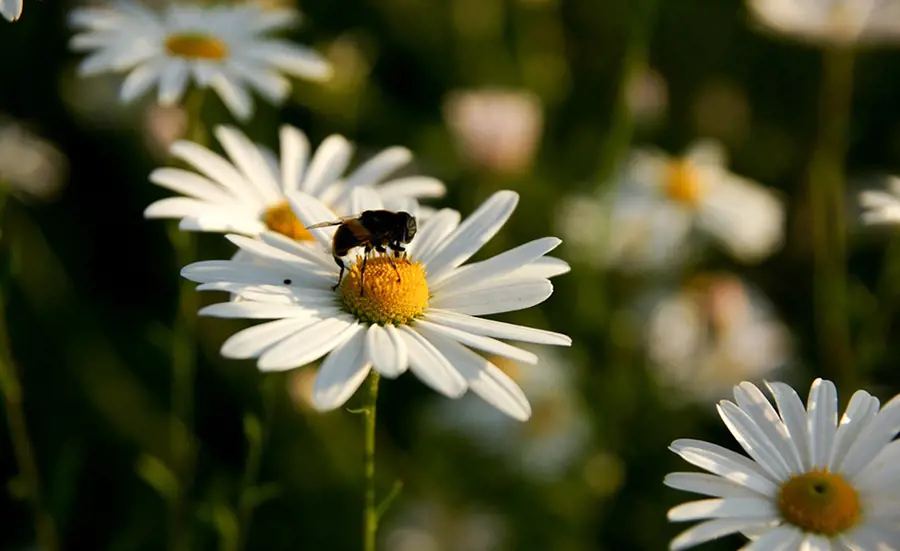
363 371 380 551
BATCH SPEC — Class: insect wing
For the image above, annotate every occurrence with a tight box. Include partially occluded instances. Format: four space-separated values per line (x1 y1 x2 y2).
304 214 361 230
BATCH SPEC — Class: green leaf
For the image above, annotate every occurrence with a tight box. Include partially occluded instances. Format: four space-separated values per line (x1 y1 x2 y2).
240 483 282 511
135 454 179 502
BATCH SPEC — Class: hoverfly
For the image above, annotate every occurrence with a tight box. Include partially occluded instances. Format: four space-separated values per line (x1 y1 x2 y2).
305 210 417 295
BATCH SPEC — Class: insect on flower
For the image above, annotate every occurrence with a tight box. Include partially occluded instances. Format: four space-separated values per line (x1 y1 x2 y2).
306 210 418 295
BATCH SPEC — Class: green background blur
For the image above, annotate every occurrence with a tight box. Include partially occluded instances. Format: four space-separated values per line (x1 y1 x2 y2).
3 0 900 549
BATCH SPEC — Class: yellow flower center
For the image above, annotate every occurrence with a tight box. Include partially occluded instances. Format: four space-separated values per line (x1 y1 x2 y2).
340 255 429 325
665 159 703 206
778 471 861 536
263 202 315 241
164 32 229 61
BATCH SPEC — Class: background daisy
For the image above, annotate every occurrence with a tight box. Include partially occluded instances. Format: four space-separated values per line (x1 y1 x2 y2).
68 2 332 119
748 0 900 45
1 0 22 21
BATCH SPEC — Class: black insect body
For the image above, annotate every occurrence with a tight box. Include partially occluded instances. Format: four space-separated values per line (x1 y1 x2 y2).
305 210 418 295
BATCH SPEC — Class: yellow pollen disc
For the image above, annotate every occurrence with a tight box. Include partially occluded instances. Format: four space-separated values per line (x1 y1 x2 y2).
665 159 703 206
263 202 315 241
778 471 861 536
164 32 229 60
340 255 429 325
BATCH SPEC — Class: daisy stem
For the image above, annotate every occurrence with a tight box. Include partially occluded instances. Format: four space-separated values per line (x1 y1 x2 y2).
363 371 380 551
0 195 59 551
809 46 855 389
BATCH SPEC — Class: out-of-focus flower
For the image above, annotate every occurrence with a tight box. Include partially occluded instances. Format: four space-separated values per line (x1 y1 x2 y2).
383 498 506 551
859 176 900 224
666 378 900 550
181 190 571 417
602 140 784 271
645 273 790 404
553 193 607 268
0 118 68 202
1 0 22 21
430 347 590 480
142 104 187 158
626 66 668 127
69 2 332 120
145 124 446 238
444 89 543 176
748 0 900 46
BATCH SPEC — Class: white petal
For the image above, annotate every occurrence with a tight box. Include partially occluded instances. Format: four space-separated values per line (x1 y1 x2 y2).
433 237 562 291
228 60 291 103
157 59 190 106
414 319 537 364
214 126 283 205
244 40 333 80
179 215 266 235
431 278 553 316
841 524 900 551
349 187 384 215
366 324 408 379
807 378 838 470
258 316 359 371
739 525 804 551
829 390 880 472
302 134 353 197
424 190 519 282
144 197 217 220
507 256 571 279
397 326 466 398
220 318 315 359
149 167 236 205
670 519 774 551
669 439 778 496
170 140 263 206
853 440 900 493
733 382 804 474
800 534 832 551
424 309 571 346
767 382 811 471
417 327 531 421
842 396 900 477
1 0 22 21
286 190 341 253
181 259 295 286
279 125 310 194
664 472 768 499
717 400 791 481
343 146 412 191
258 231 336 271
668 497 777 522
313 330 371 411
198 301 315 319
211 75 254 121
408 208 461 263
120 60 164 103
375 176 446 200
225 235 332 287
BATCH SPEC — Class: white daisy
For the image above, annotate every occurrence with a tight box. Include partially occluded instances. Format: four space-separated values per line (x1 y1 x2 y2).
646 274 791 405
748 0 900 46
144 124 446 240
859 176 900 224
430 347 590 479
180 190 572 419
603 140 784 271
665 378 900 550
68 2 332 120
1 0 22 21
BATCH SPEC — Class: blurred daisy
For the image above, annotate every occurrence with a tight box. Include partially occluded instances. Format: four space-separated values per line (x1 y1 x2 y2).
181 190 571 418
1 0 22 21
383 498 506 551
144 124 446 238
859 176 900 224
0 118 68 202
666 378 900 550
69 2 332 120
444 89 543 176
748 0 900 45
603 140 784 271
646 274 790 405
431 347 590 480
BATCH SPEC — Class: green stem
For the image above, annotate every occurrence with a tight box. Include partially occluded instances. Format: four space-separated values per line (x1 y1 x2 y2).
809 46 855 389
168 87 206 551
363 372 380 551
0 197 59 551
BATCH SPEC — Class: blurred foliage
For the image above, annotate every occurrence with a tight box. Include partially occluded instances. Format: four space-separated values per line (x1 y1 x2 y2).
2 0 900 550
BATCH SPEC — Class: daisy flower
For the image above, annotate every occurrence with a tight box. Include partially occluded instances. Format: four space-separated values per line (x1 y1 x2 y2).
748 0 900 46
646 273 791 405
144 124 446 240
603 140 784 271
180 190 571 420
1 0 22 21
859 176 900 224
68 2 332 120
665 378 900 550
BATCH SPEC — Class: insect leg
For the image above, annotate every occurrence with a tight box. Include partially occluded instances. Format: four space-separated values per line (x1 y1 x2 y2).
360 244 374 297
332 254 345 291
